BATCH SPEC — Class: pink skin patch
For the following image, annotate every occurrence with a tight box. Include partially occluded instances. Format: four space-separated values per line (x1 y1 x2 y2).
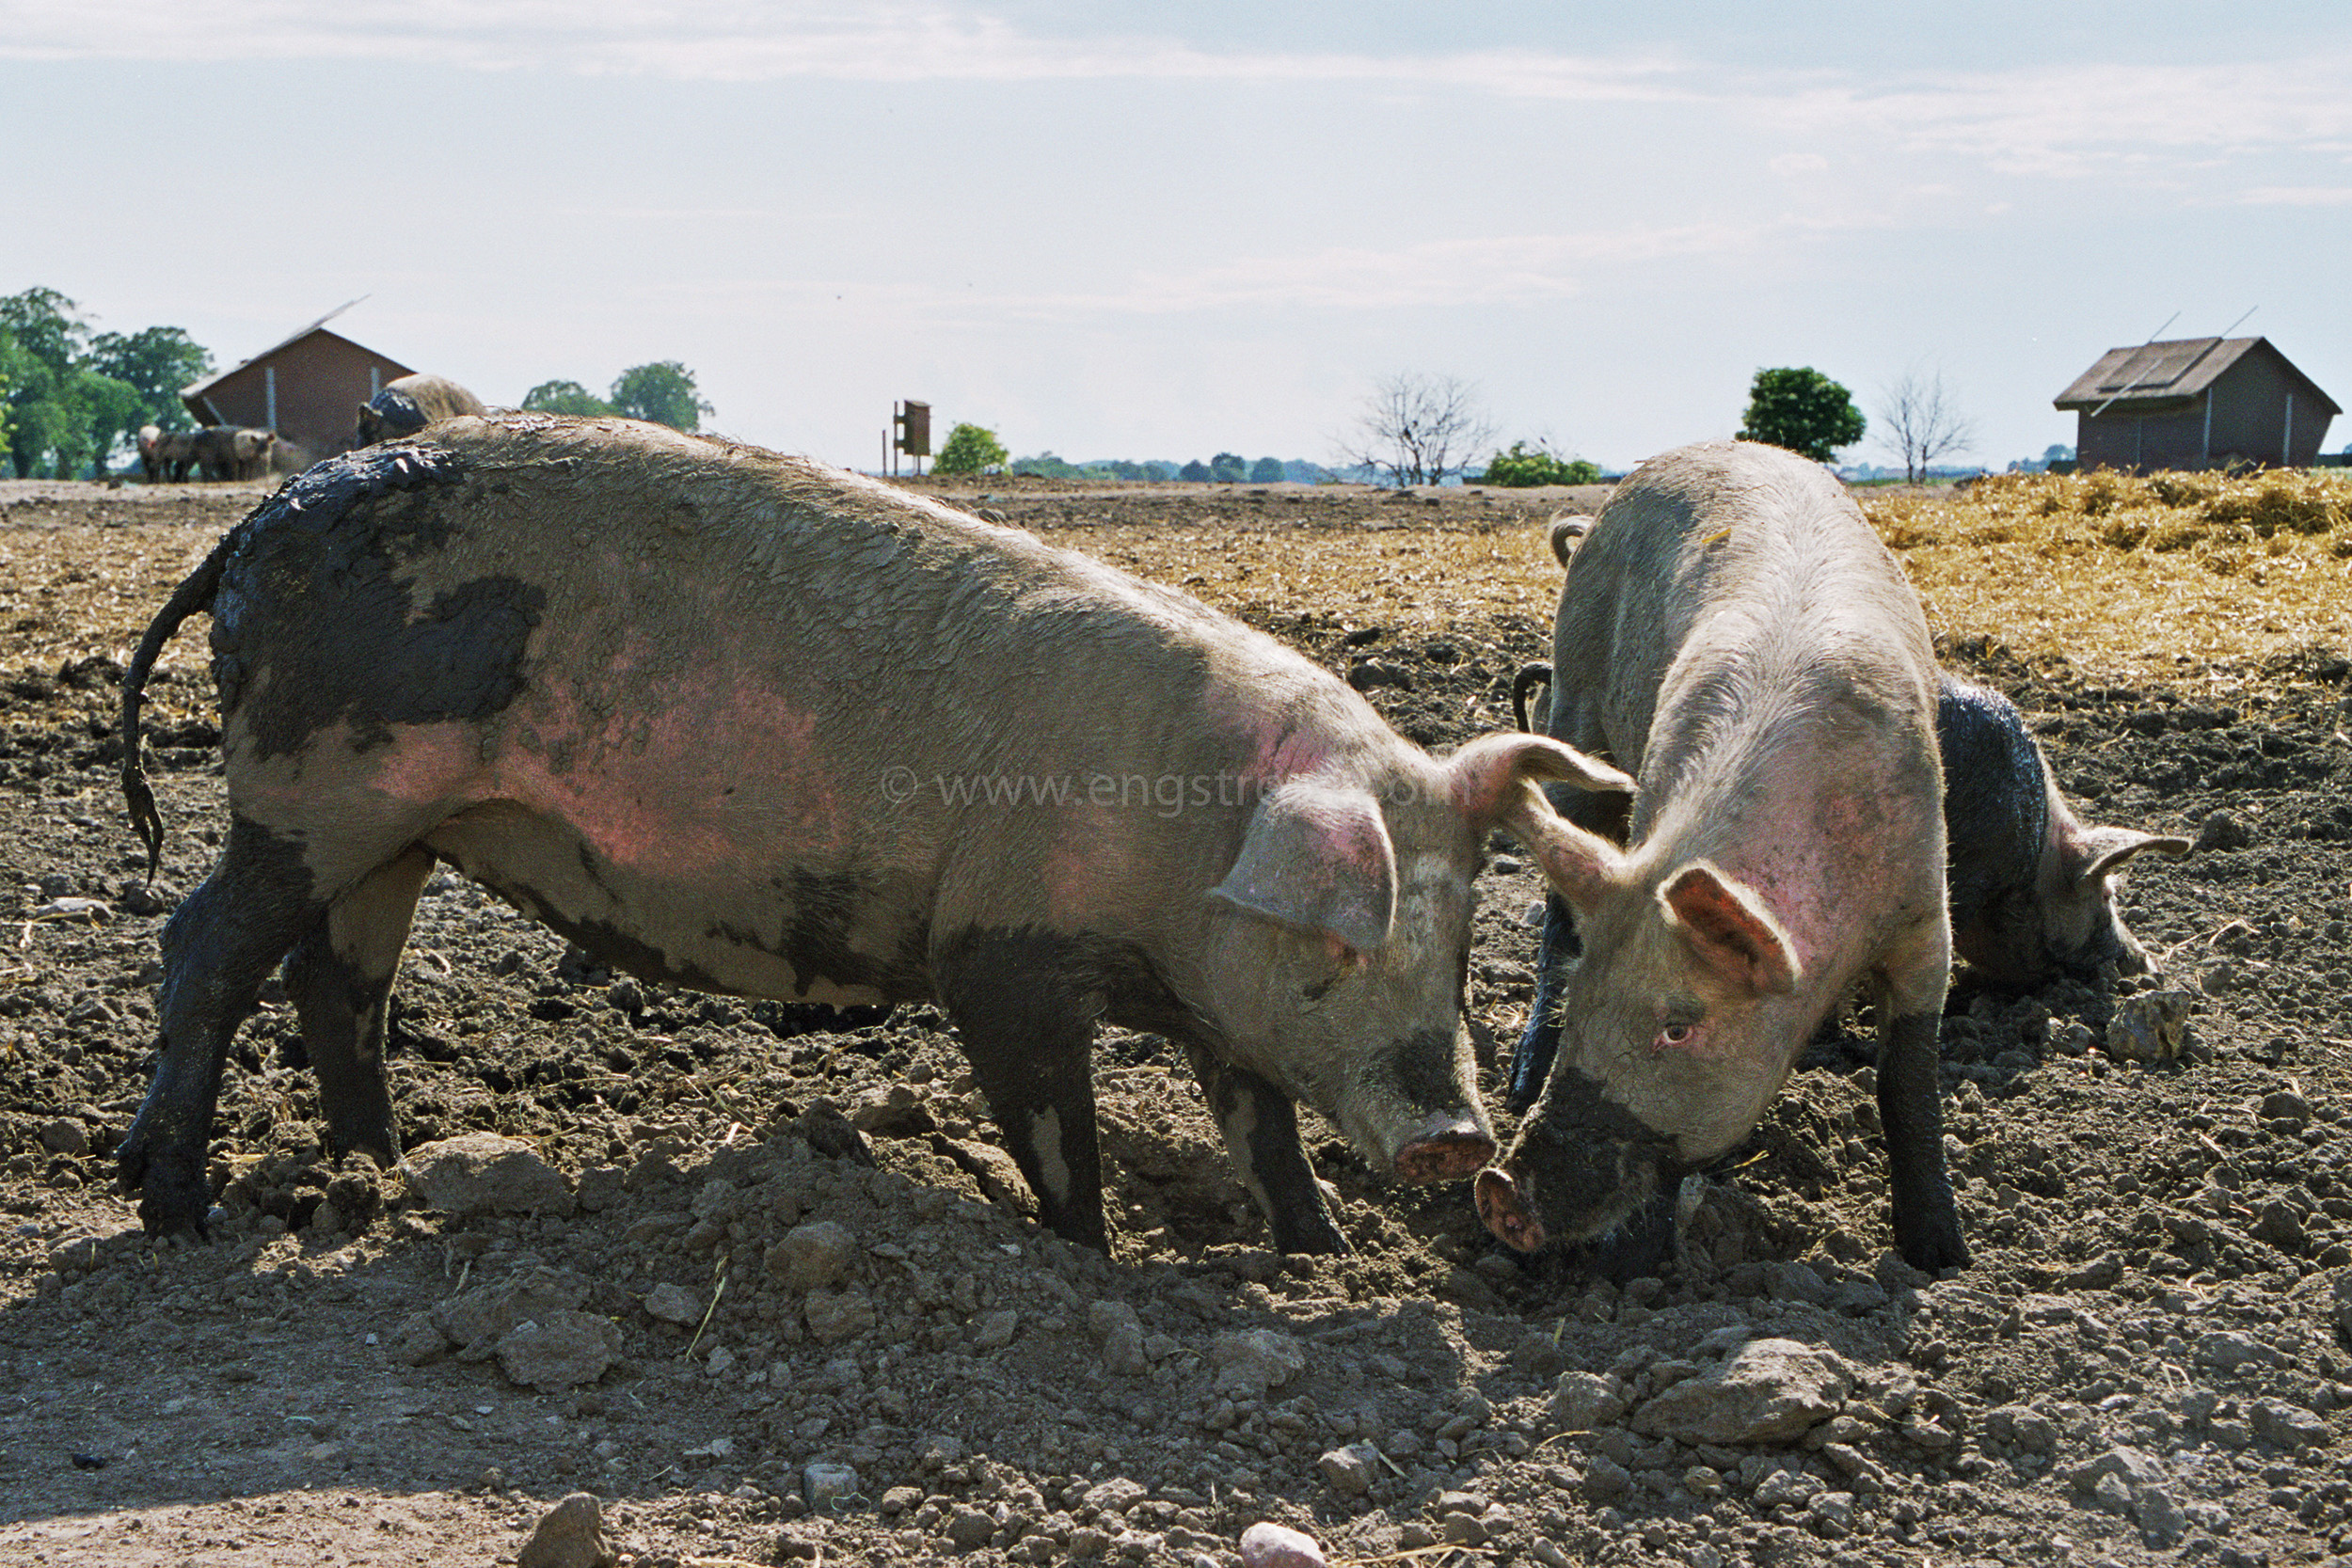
495 626 848 879
1393 1128 1495 1182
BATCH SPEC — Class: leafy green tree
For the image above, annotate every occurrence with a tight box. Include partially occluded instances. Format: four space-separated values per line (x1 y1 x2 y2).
933 422 1009 476
1737 367 1865 463
87 326 212 433
608 361 713 430
1 290 215 476
1011 451 1081 478
1481 440 1601 487
1178 459 1211 482
1248 456 1285 483
521 379 615 418
1209 451 1248 483
2 288 87 478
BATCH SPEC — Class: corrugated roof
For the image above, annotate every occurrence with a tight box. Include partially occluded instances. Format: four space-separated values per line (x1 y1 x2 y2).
2054 336 2341 416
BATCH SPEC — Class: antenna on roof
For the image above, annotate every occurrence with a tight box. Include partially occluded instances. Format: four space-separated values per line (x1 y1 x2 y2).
2165 307 2259 389
2090 311 2181 420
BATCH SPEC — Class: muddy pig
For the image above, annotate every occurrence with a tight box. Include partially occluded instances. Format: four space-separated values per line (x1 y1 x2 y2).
1477 439 1969 1275
117 414 1632 1253
353 372 487 447
1937 676 2187 987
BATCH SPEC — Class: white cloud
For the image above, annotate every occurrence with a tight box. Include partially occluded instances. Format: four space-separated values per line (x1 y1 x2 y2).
0 2 1680 100
2239 184 2352 205
1770 152 1828 176
1768 58 2352 178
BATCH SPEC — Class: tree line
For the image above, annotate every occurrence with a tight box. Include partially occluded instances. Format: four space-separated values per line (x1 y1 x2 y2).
520 363 714 431
0 288 213 479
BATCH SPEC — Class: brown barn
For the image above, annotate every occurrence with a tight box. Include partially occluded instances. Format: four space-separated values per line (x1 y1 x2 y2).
180 307 416 464
2053 336 2339 472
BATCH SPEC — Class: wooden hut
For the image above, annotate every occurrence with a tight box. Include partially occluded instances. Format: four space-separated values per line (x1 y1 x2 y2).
2053 337 2338 472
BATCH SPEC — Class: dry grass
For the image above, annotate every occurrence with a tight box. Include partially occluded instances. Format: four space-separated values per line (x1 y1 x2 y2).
1067 469 2352 690
4 468 2348 702
1061 520 1565 635
1862 468 2352 688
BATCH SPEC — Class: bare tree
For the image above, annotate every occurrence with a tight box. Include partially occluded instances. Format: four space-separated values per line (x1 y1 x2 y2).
1876 365 1978 484
1338 372 1497 488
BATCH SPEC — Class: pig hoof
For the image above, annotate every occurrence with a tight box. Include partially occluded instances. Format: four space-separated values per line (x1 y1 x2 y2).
1475 1168 1547 1253
1394 1130 1496 1182
1898 1224 1970 1274
130 1167 214 1239
119 1132 212 1238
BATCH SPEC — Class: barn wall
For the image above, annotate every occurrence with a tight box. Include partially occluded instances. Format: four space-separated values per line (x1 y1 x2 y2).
2076 403 2204 472
191 333 413 464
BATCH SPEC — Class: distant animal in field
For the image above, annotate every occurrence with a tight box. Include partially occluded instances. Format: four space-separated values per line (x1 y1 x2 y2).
354 374 487 448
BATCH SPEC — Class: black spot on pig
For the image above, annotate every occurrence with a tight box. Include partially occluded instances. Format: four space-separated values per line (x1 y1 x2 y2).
198 444 546 759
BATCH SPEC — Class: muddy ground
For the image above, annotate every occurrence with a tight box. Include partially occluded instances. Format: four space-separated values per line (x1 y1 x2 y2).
0 469 2348 1567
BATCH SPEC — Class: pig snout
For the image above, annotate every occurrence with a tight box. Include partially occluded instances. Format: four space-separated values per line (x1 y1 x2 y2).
1391 1112 1496 1182
1476 1166 1547 1251
1477 1082 1681 1255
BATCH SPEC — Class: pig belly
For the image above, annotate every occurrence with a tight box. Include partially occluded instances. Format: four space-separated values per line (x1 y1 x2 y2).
421 802 914 1007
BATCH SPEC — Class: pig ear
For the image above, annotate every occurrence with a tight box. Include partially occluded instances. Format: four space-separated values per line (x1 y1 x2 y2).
2064 823 2192 885
1209 782 1397 953
1445 733 1634 915
1445 732 1633 832
1660 861 1801 996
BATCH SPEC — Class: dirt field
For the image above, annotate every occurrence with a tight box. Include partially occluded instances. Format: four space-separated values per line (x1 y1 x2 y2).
1 462 2348 1567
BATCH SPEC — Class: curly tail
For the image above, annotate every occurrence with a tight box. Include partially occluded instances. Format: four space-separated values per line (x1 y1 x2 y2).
1510 662 1553 735
121 532 238 879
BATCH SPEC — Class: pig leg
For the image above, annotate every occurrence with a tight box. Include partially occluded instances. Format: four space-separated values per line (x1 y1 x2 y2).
1507 894 1581 1111
1873 951 1970 1272
935 940 1109 1251
1180 1041 1347 1254
283 847 434 1169
1507 778 1627 1111
119 816 324 1236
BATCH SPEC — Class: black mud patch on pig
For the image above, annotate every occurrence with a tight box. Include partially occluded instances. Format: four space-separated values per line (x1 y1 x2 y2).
207 445 545 758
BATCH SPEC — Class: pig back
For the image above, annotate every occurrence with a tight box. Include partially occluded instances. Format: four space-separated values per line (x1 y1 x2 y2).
1549 441 1939 800
223 416 1375 947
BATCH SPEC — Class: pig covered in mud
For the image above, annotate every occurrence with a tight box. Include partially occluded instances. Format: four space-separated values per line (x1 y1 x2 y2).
1478 440 1969 1275
1938 676 2188 989
353 373 488 447
116 414 1631 1254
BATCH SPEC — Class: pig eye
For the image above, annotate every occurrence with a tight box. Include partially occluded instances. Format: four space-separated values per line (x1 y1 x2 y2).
1657 1021 1696 1049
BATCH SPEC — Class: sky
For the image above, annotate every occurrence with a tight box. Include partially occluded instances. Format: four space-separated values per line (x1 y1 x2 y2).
6 2 2350 473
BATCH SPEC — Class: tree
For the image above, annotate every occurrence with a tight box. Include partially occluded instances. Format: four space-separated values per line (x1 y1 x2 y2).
87 326 213 433
1248 456 1285 483
1207 451 1247 483
1 288 87 478
933 422 1009 476
1 291 215 476
521 379 614 418
1737 367 1866 464
608 361 713 430
1481 439 1601 487
1876 366 1978 483
1178 459 1211 483
1339 372 1496 488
